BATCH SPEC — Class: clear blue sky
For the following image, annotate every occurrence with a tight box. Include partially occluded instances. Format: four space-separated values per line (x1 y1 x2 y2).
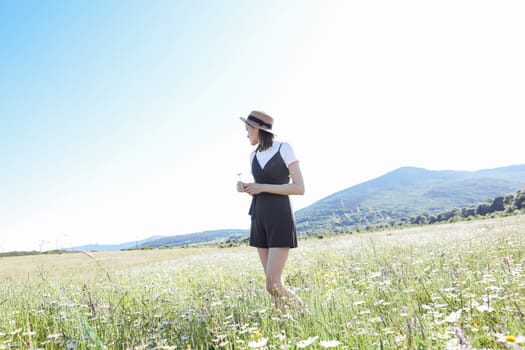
1 1 524 252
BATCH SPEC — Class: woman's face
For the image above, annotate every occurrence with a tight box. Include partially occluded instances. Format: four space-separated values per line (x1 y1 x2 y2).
246 124 259 146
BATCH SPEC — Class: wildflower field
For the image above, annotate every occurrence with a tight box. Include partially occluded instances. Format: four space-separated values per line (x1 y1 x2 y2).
1 215 524 349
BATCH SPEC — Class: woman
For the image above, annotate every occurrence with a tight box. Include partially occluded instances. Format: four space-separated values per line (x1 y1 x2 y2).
237 111 305 310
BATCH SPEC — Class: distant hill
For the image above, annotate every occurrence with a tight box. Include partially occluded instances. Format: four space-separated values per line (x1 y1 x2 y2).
66 229 249 252
295 164 525 234
67 235 165 252
137 229 249 248
64 164 525 251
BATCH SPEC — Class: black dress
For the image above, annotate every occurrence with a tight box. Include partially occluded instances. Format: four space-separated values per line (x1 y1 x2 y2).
249 144 298 248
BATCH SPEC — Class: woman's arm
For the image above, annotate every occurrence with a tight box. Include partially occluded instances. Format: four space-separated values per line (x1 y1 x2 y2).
242 161 305 196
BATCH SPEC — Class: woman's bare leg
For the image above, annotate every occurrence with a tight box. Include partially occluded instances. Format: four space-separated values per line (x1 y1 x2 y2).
265 247 303 310
257 248 269 274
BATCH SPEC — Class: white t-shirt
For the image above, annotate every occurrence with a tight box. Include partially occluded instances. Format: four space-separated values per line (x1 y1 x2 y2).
250 141 298 170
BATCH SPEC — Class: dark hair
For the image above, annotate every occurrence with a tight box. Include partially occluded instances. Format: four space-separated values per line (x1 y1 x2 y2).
257 129 274 151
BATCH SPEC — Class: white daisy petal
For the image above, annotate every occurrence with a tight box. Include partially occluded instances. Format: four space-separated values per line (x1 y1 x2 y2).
297 336 319 348
320 340 341 348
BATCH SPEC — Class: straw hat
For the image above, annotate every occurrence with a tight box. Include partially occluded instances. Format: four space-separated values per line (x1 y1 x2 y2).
240 111 276 134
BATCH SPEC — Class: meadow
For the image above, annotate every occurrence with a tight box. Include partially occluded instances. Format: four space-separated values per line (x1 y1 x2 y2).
1 215 524 349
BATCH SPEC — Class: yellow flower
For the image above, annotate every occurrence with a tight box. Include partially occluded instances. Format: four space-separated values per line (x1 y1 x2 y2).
496 334 525 345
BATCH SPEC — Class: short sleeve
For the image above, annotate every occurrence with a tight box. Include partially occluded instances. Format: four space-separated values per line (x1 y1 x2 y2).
279 142 298 167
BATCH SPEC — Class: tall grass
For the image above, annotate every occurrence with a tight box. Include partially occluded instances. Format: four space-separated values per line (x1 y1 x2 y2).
1 215 524 349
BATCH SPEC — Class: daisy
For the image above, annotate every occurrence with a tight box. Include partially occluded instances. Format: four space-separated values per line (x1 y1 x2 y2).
47 333 63 340
297 336 318 348
496 334 525 347
475 304 494 313
320 340 341 348
444 310 461 323
248 337 268 349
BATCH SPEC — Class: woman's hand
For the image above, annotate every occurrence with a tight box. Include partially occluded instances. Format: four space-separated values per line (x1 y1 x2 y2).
237 181 246 193
237 161 305 196
236 181 262 195
242 182 265 195
240 162 305 196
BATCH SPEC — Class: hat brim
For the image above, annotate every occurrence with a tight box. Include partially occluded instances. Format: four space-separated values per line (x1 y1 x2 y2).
240 117 276 135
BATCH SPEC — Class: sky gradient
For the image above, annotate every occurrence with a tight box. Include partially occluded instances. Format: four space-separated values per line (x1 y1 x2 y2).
1 1 524 252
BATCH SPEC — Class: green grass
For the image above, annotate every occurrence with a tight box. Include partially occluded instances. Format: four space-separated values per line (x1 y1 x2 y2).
1 215 525 349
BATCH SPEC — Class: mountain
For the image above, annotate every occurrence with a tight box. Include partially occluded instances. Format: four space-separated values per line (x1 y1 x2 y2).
66 235 166 252
65 164 525 251
295 164 525 234
66 229 249 252
137 229 249 248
